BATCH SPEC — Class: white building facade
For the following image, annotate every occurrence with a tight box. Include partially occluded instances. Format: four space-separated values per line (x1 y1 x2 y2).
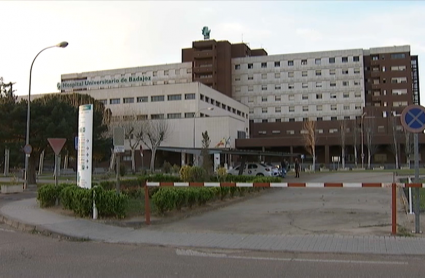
231 49 365 123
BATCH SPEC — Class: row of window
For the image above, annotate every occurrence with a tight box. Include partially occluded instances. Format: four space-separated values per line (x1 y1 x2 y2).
235 80 362 93
248 91 362 103
234 56 360 70
199 94 246 118
369 65 407 72
250 103 361 114
258 125 395 135
234 68 361 81
111 112 209 121
371 53 406 61
369 77 408 85
101 93 196 105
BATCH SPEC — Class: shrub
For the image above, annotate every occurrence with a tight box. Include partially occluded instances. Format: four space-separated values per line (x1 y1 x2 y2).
197 188 214 206
189 166 207 182
179 165 192 182
152 188 177 214
37 184 59 208
216 167 227 181
163 161 172 174
174 188 187 210
95 187 128 218
172 164 180 174
186 188 197 208
119 164 126 177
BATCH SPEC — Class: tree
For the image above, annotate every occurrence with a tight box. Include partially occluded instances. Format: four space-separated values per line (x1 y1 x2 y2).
303 119 316 171
139 119 171 171
351 121 359 167
364 116 377 168
339 119 347 169
404 131 414 167
388 114 401 169
201 131 213 175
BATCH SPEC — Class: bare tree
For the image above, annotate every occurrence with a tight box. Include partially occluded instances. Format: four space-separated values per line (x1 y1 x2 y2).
404 131 413 168
303 119 317 171
364 116 377 168
339 119 347 169
351 121 359 167
139 119 171 171
388 115 401 169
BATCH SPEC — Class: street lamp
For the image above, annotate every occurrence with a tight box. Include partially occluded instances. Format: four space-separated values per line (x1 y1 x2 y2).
360 112 366 169
192 107 214 165
24 42 68 189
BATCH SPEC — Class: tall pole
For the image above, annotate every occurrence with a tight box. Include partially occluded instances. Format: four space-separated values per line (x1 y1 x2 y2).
193 112 196 165
361 115 364 169
413 133 420 233
24 42 68 189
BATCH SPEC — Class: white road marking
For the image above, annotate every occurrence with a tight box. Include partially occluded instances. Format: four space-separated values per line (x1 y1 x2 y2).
175 249 408 265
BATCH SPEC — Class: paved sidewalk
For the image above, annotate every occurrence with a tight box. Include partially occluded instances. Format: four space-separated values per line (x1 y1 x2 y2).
1 198 425 255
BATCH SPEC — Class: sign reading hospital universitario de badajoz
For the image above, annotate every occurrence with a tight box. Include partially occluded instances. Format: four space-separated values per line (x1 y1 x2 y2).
57 75 152 90
77 104 93 189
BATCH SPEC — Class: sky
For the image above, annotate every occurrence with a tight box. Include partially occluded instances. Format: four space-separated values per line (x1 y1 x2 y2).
1 1 425 102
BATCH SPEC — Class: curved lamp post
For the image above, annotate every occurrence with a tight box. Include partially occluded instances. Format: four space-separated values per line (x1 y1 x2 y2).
24 41 68 189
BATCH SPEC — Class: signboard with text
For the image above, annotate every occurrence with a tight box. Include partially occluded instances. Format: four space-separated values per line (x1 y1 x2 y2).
58 75 152 91
77 104 93 189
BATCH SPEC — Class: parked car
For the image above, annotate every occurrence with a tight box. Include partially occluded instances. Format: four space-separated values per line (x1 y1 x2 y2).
228 162 283 177
266 163 286 178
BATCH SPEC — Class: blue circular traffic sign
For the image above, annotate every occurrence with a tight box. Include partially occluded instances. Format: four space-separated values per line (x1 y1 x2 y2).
401 105 425 133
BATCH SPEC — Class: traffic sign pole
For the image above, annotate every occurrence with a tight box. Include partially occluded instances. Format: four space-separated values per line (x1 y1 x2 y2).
414 133 420 234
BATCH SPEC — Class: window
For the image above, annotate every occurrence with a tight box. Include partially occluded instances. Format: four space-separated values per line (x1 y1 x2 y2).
302 106 308 112
110 98 120 104
249 108 254 114
249 86 254 91
300 129 308 134
301 59 307 65
302 83 308 88
275 107 281 113
391 53 406 59
317 129 324 133
391 77 407 84
342 69 348 75
287 130 295 135
167 113 181 119
331 116 337 121
289 94 295 101
151 114 164 119
353 56 360 62
175 69 180 75
261 62 267 68
342 81 349 86
168 94 181 101
330 93 337 99
288 60 294 66
261 85 267 91
329 57 335 64
391 65 407 71
248 97 254 103
316 93 322 99
235 64 241 70
185 112 195 118
315 70 322 76
302 94 308 100
330 81 336 87
235 77 241 81
262 96 267 102
137 114 148 120
98 99 107 105
248 75 253 80
123 115 135 121
274 61 280 67
355 104 362 110
289 106 295 112
275 84 281 90
248 63 253 69
343 92 349 98
275 95 281 101
316 82 322 88
302 71 308 77
378 126 385 133
329 129 338 134
137 96 148 103
272 130 281 133
354 68 360 74
289 118 295 122
262 73 267 79
153 71 157 76
329 69 336 75
123 97 134 104
316 105 323 111
151 95 165 102
342 57 348 63
355 92 361 98
372 55 379 61
315 58 321 65
286 72 294 78
344 105 350 110
288 84 294 89
354 80 360 86
275 72 280 78
331 104 337 111
164 70 169 76
392 89 408 95
393 101 408 107
262 107 267 113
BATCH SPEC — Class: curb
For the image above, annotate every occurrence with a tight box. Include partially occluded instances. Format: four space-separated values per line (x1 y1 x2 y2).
0 213 90 242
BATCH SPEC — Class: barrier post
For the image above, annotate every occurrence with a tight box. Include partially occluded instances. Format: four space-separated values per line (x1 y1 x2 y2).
144 182 150 225
392 183 397 235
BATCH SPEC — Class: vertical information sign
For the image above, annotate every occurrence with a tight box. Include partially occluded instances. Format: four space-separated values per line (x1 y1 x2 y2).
77 104 93 189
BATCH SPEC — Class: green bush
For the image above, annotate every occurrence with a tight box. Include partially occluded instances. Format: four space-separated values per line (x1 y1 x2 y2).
119 164 126 177
163 161 172 174
172 164 180 174
186 188 197 208
179 165 192 182
197 188 214 206
95 187 128 218
152 188 177 214
174 188 187 210
190 166 207 182
37 184 59 208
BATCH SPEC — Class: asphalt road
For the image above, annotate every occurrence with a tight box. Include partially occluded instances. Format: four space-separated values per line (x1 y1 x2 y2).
1 222 424 278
